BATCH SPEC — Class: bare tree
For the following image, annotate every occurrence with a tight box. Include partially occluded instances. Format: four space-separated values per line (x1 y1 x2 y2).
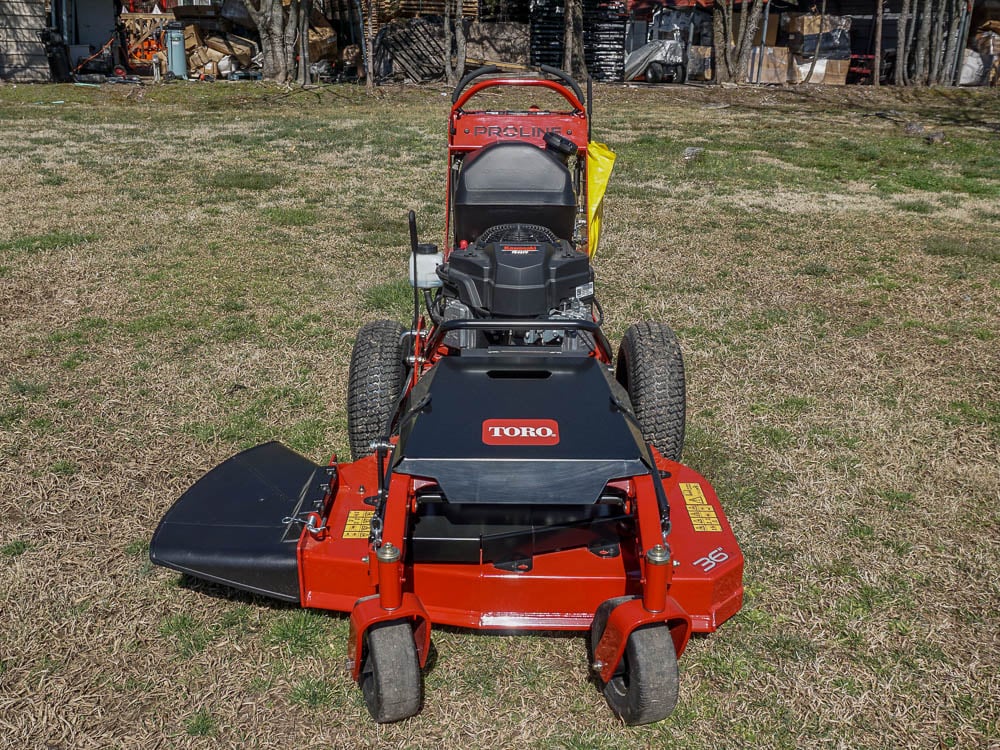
896 0 911 84
365 0 374 90
733 0 764 82
444 0 468 86
712 0 736 82
244 0 312 84
929 0 944 83
712 0 763 83
913 0 933 84
444 0 454 84
563 0 588 79
803 0 827 84
941 0 963 85
874 0 884 86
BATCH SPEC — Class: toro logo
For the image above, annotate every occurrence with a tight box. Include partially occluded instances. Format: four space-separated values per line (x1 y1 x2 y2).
482 419 560 446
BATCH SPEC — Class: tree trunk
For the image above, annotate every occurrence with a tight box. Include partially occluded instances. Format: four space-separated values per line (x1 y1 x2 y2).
364 0 374 90
444 0 455 84
873 0 883 86
929 0 944 84
914 0 932 85
733 0 764 82
244 0 310 84
712 0 736 82
456 0 466 83
942 0 962 85
563 0 588 79
297 0 312 85
804 0 827 84
896 0 911 84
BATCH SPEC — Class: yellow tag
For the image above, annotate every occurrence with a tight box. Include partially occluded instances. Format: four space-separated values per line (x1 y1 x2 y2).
680 482 722 532
342 509 374 539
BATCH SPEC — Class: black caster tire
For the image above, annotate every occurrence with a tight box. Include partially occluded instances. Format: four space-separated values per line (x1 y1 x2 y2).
591 597 679 726
360 620 422 723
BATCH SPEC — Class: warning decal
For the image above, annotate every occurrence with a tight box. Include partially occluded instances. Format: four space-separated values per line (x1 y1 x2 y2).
680 483 722 532
343 509 374 539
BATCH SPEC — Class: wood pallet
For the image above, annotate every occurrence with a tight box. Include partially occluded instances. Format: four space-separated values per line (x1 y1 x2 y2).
382 17 446 81
376 0 479 24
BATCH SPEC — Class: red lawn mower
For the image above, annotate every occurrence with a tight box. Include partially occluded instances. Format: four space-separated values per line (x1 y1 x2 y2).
151 66 743 725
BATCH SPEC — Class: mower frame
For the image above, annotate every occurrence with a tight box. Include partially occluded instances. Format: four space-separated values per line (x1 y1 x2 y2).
151 67 743 726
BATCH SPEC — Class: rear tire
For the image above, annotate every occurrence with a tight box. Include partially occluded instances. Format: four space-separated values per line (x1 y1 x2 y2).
615 322 686 461
646 62 665 83
347 320 407 460
360 620 422 723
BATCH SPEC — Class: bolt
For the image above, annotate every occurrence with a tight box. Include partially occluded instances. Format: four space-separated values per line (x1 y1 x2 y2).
591 661 604 671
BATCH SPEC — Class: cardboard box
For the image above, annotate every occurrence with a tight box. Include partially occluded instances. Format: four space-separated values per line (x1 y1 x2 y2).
746 46 789 84
308 28 338 62
205 34 254 66
730 10 779 46
687 45 714 81
183 24 202 51
783 13 851 36
187 46 209 68
790 56 848 85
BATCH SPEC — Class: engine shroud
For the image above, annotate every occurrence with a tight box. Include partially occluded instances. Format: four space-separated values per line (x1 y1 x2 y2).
441 230 592 318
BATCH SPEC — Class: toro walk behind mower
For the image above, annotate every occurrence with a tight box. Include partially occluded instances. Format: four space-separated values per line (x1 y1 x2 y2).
150 66 743 725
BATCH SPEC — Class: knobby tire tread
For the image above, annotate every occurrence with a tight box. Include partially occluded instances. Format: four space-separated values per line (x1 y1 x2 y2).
347 320 406 461
616 321 686 461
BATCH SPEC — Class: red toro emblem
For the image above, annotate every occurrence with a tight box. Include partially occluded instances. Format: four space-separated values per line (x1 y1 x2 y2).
482 419 560 446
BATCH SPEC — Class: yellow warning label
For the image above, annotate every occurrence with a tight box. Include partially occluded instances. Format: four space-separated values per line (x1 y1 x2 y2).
680 483 722 532
342 509 374 539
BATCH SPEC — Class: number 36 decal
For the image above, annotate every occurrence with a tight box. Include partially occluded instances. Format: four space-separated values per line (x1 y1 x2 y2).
693 547 730 572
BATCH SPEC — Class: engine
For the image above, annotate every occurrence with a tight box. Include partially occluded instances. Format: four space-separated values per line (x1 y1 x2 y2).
434 223 596 349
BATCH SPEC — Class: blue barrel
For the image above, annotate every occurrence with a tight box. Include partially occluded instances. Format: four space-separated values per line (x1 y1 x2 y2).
165 22 187 79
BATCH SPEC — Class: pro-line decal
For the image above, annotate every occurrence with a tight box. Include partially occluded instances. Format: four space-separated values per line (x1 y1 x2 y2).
680 482 722 532
342 509 374 539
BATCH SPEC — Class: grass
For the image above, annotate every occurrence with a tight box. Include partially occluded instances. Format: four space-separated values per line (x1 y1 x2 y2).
0 231 94 254
185 708 216 737
0 81 997 749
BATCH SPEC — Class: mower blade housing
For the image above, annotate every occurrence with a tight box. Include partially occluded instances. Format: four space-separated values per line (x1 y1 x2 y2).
150 441 321 602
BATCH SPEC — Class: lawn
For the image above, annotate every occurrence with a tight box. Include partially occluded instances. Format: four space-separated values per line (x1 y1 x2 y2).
0 79 998 749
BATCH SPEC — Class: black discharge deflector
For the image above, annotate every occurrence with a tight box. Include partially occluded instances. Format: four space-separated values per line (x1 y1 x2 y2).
149 442 323 602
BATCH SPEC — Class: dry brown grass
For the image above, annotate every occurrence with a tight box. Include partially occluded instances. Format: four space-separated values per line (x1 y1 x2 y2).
0 80 998 749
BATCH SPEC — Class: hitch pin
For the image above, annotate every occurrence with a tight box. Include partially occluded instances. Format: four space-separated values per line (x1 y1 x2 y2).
282 513 327 534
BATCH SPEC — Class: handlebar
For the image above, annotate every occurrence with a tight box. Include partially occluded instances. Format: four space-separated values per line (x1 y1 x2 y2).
451 65 588 113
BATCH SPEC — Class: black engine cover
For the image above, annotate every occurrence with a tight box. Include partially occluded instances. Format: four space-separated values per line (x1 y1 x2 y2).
442 236 592 318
